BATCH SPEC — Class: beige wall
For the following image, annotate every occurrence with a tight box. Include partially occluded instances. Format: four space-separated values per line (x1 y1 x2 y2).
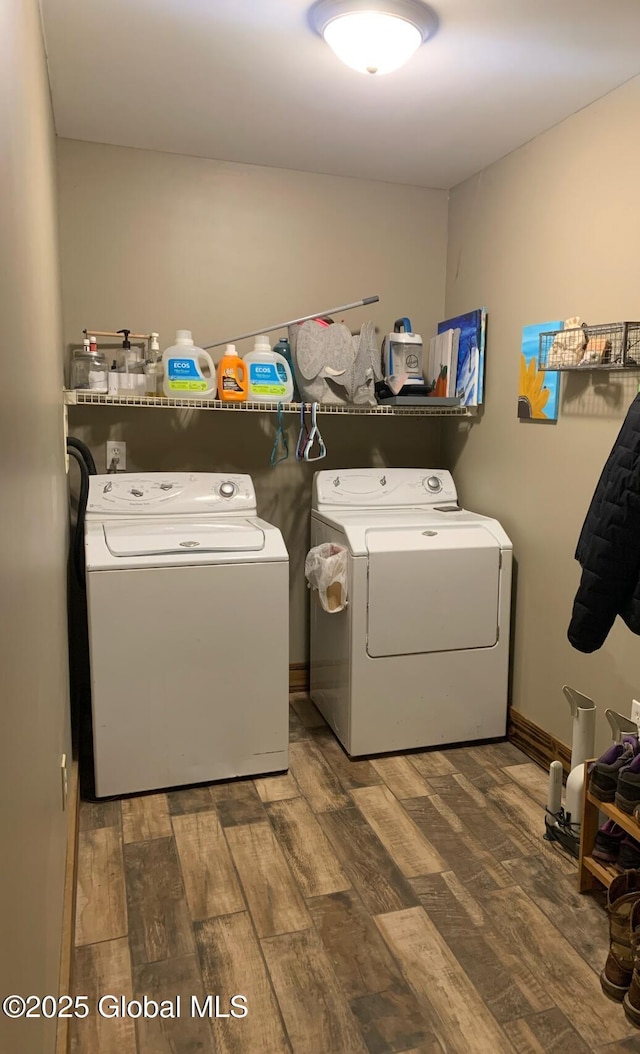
57 140 448 661
0 2 71 1051
444 74 640 754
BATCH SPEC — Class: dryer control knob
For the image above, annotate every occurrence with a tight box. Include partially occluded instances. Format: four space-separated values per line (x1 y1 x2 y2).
219 481 236 498
425 476 442 492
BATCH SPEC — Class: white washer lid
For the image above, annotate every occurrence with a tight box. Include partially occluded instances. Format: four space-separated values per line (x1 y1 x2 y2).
103 519 265 557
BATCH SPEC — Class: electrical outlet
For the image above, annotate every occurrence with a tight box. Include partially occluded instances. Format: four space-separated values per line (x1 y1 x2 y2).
106 440 126 471
61 753 68 811
632 699 640 726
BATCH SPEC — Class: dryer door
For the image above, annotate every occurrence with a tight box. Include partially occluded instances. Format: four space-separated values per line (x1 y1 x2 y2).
366 525 501 657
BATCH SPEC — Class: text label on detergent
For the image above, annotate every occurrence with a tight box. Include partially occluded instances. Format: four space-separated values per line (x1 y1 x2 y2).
167 357 208 392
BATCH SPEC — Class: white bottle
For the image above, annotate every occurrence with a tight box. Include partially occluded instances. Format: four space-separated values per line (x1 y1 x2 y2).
162 330 217 399
243 334 294 403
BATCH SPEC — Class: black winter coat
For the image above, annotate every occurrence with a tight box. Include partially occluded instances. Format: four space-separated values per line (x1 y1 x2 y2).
568 394 640 653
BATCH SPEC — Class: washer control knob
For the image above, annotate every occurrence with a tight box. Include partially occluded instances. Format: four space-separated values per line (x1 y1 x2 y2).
426 475 442 492
219 481 236 498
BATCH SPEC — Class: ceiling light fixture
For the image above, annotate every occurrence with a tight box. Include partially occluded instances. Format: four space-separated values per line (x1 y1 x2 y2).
309 0 438 76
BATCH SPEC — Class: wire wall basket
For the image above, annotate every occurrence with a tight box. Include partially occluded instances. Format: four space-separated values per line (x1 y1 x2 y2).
538 321 640 371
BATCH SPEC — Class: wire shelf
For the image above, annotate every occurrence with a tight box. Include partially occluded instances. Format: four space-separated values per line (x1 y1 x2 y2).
538 321 640 371
63 391 475 417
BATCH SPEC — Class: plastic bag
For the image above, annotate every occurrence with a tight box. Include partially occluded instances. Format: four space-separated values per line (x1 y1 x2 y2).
305 543 348 613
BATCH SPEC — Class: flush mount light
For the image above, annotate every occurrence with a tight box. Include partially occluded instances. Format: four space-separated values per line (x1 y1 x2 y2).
309 0 438 76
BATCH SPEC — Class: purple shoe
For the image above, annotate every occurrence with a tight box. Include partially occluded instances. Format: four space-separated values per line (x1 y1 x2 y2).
618 836 640 871
616 752 640 815
594 821 626 863
590 743 636 803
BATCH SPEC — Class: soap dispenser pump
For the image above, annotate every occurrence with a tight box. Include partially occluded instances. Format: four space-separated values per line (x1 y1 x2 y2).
117 328 131 351
117 328 135 371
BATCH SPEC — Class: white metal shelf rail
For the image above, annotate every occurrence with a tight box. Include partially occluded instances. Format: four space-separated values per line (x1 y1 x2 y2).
64 391 475 417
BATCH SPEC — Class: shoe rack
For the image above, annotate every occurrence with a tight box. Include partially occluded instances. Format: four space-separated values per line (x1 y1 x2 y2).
579 760 640 892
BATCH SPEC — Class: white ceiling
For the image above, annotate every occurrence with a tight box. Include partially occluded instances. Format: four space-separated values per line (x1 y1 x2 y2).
41 0 640 189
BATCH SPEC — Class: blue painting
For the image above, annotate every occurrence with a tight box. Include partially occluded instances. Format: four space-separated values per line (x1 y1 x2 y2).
519 321 562 421
437 308 486 406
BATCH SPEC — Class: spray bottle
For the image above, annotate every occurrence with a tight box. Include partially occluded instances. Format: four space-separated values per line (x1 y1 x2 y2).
144 333 162 397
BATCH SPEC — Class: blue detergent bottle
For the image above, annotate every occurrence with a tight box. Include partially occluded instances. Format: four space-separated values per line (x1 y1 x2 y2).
273 336 300 402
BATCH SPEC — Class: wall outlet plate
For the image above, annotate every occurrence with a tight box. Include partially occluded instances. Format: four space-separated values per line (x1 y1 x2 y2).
106 440 126 471
632 699 640 727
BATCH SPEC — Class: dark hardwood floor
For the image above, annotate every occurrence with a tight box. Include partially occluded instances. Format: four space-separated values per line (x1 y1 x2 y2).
71 696 639 1054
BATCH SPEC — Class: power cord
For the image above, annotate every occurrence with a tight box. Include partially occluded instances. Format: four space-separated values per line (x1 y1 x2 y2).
545 806 581 832
67 436 97 475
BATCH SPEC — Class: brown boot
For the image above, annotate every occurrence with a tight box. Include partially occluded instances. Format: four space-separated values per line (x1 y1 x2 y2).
601 871 640 1001
624 900 640 1024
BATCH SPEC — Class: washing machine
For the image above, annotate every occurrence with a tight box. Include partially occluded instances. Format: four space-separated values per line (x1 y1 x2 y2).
85 472 289 797
309 468 512 755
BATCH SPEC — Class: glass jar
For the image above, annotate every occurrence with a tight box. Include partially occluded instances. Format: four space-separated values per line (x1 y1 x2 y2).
118 357 147 394
70 348 108 392
144 359 162 397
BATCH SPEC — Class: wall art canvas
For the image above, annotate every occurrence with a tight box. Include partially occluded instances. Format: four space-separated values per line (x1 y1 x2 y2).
437 308 486 406
519 321 562 421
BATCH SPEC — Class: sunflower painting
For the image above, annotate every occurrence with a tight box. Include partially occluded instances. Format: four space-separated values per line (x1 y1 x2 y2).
518 321 562 421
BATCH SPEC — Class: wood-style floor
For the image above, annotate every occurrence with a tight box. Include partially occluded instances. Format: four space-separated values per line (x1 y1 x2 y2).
71 696 640 1054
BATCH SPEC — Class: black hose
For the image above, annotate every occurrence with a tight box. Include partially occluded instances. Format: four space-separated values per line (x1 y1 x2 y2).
67 445 90 586
67 436 97 475
66 436 97 586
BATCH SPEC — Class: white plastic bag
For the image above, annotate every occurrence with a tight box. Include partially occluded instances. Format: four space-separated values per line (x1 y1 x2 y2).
305 543 348 613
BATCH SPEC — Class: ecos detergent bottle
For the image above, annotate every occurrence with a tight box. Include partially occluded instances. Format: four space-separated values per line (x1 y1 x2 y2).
162 330 217 399
243 335 294 403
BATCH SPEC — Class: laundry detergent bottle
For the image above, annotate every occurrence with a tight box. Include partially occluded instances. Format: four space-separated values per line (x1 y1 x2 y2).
217 344 248 402
162 330 217 399
244 334 294 403
273 336 300 401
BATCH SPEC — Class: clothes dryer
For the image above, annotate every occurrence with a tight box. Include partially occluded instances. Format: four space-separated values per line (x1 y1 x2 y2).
309 469 512 755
